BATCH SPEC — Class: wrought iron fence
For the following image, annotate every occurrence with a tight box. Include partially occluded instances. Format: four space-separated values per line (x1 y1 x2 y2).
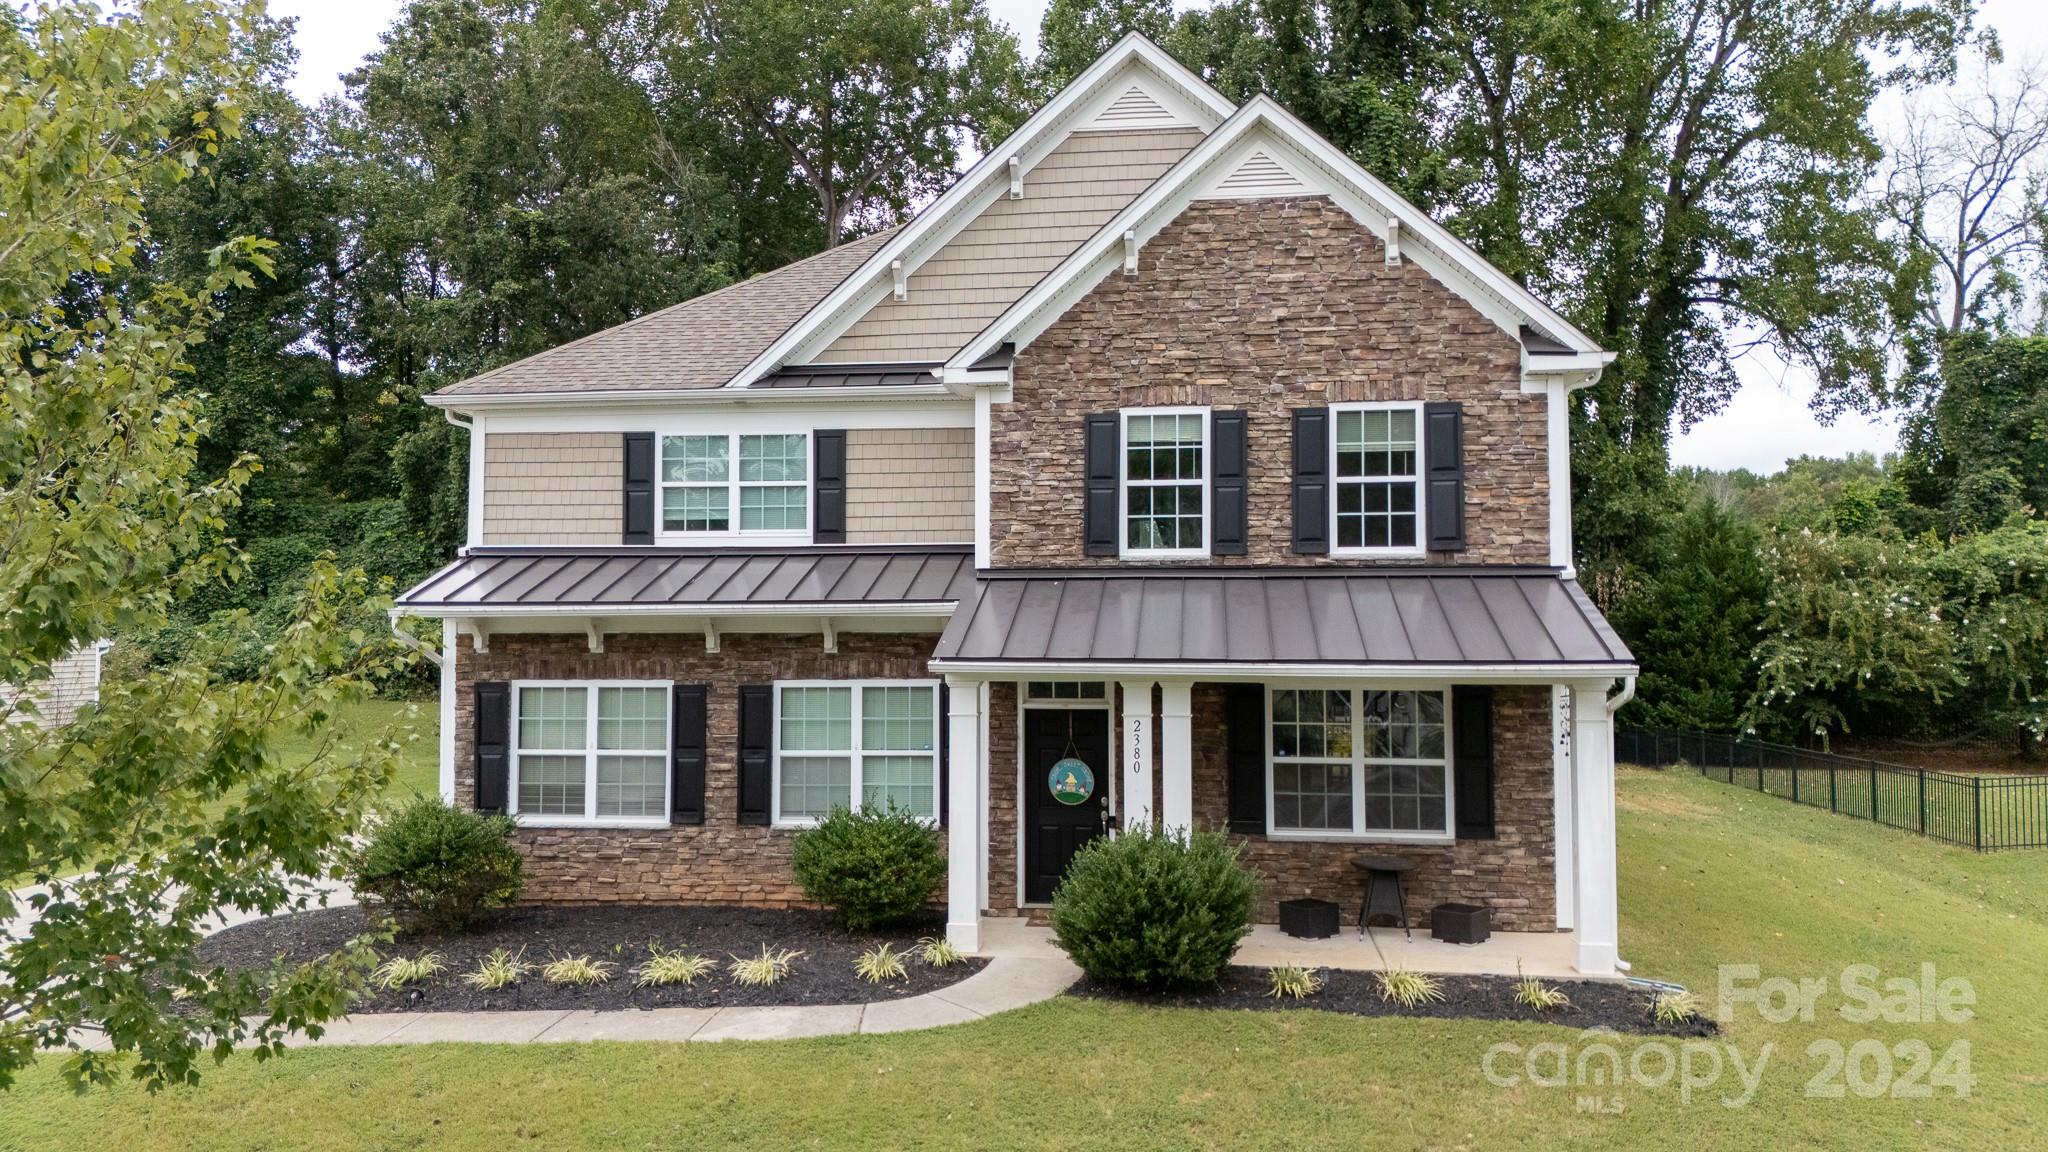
1616 726 2048 851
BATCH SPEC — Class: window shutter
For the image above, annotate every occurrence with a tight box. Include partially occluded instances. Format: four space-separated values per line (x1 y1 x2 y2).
1210 410 1248 556
1291 408 1329 554
1452 684 1495 840
1225 684 1267 834
671 684 708 825
937 682 950 826
1083 413 1119 557
1424 402 1465 551
737 684 772 825
622 432 656 545
474 681 510 813
813 430 847 544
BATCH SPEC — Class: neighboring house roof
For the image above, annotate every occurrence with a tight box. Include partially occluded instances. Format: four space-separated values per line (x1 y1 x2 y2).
930 570 1636 673
394 546 975 615
428 229 897 400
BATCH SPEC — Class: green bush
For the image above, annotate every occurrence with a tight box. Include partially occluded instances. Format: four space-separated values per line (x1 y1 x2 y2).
789 804 945 930
1049 826 1256 990
351 798 523 934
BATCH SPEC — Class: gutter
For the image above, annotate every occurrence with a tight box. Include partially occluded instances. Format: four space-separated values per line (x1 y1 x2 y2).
424 383 958 411
1605 674 1637 715
387 609 443 670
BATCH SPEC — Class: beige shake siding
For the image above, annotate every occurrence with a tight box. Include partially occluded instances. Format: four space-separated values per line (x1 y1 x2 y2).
3 642 103 727
482 432 622 545
815 127 1206 363
844 428 973 543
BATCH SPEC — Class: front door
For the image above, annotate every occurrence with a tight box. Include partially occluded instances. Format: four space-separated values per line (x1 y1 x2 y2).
1023 708 1112 904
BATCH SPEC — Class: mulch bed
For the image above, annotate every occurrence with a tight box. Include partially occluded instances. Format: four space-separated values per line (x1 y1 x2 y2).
193 904 985 1014
1071 967 1718 1037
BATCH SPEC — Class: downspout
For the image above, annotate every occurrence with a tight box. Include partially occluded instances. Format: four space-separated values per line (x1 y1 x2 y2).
388 609 442 670
1607 672 1637 974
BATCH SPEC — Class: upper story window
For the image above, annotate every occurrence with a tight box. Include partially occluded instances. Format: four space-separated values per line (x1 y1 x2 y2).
661 433 808 538
1332 403 1423 555
1122 408 1208 557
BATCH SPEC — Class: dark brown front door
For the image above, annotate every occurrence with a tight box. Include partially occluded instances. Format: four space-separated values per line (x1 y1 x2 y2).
1024 708 1112 904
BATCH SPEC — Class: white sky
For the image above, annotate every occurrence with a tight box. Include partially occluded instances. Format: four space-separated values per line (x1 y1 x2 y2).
275 0 2047 474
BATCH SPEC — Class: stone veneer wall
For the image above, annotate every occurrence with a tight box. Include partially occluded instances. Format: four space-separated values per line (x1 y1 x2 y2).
985 682 1020 915
990 196 1547 567
452 630 942 905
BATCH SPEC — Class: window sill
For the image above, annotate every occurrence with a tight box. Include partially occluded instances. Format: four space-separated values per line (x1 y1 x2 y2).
1118 549 1211 561
511 817 674 830
1263 830 1455 846
1328 548 1429 560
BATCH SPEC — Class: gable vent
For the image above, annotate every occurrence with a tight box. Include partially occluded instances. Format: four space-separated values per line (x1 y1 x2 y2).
1208 150 1308 199
1087 84 1179 130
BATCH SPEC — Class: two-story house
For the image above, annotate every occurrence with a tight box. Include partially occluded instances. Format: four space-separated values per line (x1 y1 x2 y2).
395 35 1638 976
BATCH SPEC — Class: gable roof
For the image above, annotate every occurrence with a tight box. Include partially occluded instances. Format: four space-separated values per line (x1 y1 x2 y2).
428 228 897 401
947 94 1609 376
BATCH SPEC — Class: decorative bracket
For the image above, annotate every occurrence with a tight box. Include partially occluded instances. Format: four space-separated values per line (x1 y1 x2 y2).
470 619 491 655
821 618 839 655
1008 156 1023 200
584 618 605 654
891 258 906 301
703 618 720 654
1123 230 1138 276
1385 217 1402 265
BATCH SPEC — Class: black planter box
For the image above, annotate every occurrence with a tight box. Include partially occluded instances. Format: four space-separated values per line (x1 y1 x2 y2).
1278 898 1340 939
1431 903 1490 945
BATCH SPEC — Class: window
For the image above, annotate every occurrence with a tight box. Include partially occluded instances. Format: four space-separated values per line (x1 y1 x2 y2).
1122 409 1207 555
660 432 808 536
1332 404 1422 553
772 681 939 825
1268 688 1448 838
512 683 670 824
1026 681 1107 701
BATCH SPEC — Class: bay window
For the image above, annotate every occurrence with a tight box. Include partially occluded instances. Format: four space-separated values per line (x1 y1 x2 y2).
512 682 670 824
660 432 808 537
773 680 939 825
1269 687 1449 838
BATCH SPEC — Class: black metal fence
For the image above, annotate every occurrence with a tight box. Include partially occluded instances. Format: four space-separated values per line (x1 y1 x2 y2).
1616 726 2048 851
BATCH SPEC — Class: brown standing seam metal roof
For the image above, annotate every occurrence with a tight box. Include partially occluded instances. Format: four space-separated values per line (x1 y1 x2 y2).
394 547 975 611
930 570 1635 667
429 229 900 398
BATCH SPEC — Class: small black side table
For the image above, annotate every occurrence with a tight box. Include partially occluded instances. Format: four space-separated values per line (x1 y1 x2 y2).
1352 854 1416 939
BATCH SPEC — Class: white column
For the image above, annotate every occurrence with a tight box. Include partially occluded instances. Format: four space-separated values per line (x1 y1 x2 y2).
438 617 459 803
1570 679 1619 975
1118 680 1156 830
945 675 985 953
1550 684 1575 931
1159 682 1193 835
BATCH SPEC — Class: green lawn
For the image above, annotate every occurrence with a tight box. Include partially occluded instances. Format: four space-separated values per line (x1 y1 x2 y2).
277 698 440 809
4 767 2043 1149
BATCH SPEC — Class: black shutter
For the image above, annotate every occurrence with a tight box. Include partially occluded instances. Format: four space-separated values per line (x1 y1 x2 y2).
1211 410 1248 556
1225 684 1267 834
813 430 846 544
737 684 772 825
1291 408 1329 554
1424 402 1466 551
474 681 510 813
1453 685 1495 840
1083 413 1119 557
671 684 708 825
937 682 950 826
622 431 656 545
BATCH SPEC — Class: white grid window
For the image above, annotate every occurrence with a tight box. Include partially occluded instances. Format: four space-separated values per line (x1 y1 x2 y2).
773 681 940 825
513 682 670 824
1122 409 1207 555
1026 681 1107 701
659 432 808 537
1268 688 1449 838
1333 405 1422 553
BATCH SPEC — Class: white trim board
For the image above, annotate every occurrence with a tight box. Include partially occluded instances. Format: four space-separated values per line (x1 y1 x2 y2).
948 95 1608 375
723 34 1235 388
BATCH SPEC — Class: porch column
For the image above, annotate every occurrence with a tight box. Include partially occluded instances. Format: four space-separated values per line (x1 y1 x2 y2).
1159 682 1193 835
1569 679 1620 975
944 675 985 953
1118 680 1156 829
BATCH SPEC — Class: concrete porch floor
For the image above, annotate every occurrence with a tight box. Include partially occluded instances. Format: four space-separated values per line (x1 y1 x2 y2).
979 916 1594 982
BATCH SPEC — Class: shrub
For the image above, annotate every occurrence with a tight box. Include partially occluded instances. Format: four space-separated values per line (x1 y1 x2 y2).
1268 966 1321 1000
1048 826 1256 990
915 935 963 967
351 797 523 934
541 955 615 987
371 952 445 990
636 945 715 988
729 946 803 987
1513 964 1570 1012
1652 990 1701 1026
790 804 945 930
854 943 909 984
1375 967 1445 1009
461 948 530 990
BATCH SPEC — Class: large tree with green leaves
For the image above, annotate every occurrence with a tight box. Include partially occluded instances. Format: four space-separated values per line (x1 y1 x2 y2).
0 0 408 1090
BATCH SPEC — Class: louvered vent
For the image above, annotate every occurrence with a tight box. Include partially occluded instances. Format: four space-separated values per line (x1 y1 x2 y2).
1208 150 1308 199
1087 84 1178 129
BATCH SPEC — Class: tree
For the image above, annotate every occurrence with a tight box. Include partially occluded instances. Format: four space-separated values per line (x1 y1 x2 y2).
652 0 1027 248
1609 493 1769 731
0 0 408 1090
1899 331 2048 532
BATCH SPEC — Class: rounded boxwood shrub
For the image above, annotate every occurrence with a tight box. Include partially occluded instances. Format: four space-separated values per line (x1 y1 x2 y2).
790 804 945 930
1049 826 1256 990
351 798 523 934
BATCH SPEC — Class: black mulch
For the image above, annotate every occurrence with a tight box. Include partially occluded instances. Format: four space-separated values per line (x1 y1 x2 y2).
1070 967 1718 1037
193 905 985 1014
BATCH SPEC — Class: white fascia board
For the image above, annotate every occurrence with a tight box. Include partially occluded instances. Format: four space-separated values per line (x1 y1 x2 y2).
926 660 1638 681
425 382 956 413
952 95 1607 371
470 400 971 437
721 34 1236 389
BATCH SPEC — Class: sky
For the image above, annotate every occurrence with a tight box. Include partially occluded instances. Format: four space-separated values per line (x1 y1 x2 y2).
275 0 2047 474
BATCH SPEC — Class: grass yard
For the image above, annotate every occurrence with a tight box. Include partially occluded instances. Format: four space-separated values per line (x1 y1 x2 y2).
279 698 440 809
3 767 2043 1149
